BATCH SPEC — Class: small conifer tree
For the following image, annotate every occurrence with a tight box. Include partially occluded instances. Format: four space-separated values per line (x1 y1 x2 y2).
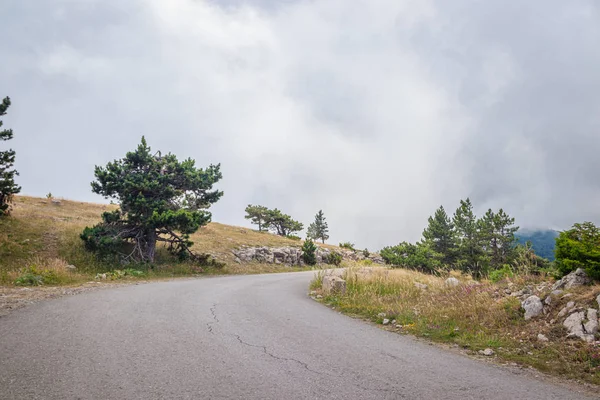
0 96 21 216
307 210 329 244
302 238 318 265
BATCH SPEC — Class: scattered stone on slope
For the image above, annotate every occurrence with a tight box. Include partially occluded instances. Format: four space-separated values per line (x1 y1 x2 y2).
66 264 77 271
563 311 595 342
558 301 576 318
479 348 495 356
414 282 428 290
583 309 599 336
522 295 543 320
597 294 600 310
322 276 347 295
382 319 390 325
445 277 460 287
537 334 549 342
511 286 532 300
552 268 591 290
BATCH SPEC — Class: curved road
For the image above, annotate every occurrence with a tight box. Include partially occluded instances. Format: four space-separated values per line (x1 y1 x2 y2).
0 271 595 399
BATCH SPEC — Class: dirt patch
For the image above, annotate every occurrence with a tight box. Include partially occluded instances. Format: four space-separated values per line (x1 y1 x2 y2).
0 281 146 318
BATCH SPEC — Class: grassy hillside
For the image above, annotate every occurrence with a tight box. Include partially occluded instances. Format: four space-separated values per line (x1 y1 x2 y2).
0 196 324 284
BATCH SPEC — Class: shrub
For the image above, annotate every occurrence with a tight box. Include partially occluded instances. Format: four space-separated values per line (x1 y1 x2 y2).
363 248 370 257
95 268 146 280
325 252 342 266
286 234 301 241
339 242 355 251
555 222 600 280
380 242 441 274
123 268 145 277
14 271 44 286
302 238 317 265
488 264 514 283
14 265 60 286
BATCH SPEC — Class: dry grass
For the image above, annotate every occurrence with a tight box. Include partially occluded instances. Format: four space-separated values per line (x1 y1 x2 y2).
313 267 600 387
0 196 320 285
191 222 339 263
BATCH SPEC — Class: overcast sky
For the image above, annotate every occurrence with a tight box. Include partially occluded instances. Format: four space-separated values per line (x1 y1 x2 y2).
1 0 599 249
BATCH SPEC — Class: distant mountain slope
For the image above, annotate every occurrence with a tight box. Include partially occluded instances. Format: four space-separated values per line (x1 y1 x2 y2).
516 229 559 261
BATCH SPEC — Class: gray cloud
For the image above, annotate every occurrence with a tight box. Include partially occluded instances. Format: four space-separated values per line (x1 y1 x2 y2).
1 0 599 249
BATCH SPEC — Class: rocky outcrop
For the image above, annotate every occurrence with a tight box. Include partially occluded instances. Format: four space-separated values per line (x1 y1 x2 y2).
232 246 384 266
552 268 591 290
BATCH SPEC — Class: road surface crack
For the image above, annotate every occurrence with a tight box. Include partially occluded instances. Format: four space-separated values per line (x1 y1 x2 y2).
232 334 323 375
232 334 403 395
207 303 219 334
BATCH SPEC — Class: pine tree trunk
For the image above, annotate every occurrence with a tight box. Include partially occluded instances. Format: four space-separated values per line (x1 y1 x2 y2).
139 229 157 262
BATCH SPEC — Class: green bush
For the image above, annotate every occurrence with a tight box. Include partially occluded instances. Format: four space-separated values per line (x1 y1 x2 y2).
339 242 355 251
95 268 146 280
325 252 342 266
380 242 441 274
363 248 370 257
302 238 317 265
286 234 301 241
488 265 514 283
14 271 43 286
14 265 60 286
555 222 600 280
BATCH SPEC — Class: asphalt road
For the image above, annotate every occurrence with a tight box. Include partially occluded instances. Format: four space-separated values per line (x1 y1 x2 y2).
0 271 595 399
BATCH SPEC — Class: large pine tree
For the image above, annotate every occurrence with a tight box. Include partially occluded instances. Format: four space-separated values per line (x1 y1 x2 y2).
478 209 498 266
81 137 223 262
478 208 519 269
307 210 329 244
494 208 519 265
0 96 21 216
453 198 485 276
422 205 456 265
